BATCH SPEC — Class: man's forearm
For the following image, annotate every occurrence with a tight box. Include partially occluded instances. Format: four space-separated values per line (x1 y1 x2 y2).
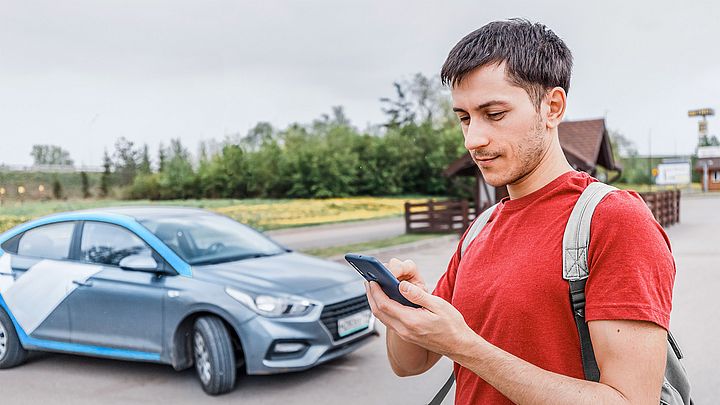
387 329 441 376
452 334 631 405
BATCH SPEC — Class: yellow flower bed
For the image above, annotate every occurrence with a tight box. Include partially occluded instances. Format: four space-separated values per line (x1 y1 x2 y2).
0 215 31 234
213 197 429 230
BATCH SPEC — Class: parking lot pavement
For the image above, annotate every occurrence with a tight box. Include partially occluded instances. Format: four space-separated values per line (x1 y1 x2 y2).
266 217 406 251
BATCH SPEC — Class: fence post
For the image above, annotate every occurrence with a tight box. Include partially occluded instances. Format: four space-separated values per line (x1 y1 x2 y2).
461 199 469 232
404 202 411 234
428 200 435 232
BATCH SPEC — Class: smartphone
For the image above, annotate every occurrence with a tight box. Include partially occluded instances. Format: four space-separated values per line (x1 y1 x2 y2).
345 253 421 308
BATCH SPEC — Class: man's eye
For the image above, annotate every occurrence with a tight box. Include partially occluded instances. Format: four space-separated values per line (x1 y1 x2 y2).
487 111 506 121
458 116 470 125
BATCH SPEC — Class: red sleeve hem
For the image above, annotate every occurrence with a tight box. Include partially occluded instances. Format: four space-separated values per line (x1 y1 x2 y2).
585 304 670 331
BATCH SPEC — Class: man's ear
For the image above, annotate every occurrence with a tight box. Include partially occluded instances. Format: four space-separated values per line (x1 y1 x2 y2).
544 87 567 130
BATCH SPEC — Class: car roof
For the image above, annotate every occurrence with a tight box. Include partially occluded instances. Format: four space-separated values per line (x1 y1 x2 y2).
78 206 215 221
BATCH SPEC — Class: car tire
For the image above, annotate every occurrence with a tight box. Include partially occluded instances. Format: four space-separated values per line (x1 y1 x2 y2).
0 307 28 369
193 316 236 395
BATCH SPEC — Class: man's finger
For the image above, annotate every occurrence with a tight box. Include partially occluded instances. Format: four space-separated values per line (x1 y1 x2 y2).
398 280 440 310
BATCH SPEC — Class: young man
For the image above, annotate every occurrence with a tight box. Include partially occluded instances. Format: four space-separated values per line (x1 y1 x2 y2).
365 19 675 404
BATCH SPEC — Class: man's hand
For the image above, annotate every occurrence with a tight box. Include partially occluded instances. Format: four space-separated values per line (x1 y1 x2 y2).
365 259 478 358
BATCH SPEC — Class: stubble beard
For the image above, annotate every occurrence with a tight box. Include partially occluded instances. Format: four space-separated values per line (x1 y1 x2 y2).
480 116 547 188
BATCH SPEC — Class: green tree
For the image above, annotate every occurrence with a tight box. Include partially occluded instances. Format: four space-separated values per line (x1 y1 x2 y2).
139 144 152 175
30 145 74 166
113 137 139 186
52 175 63 199
156 139 197 199
80 171 91 198
100 150 112 197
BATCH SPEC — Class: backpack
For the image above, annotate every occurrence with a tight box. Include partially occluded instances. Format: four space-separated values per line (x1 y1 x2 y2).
428 181 692 405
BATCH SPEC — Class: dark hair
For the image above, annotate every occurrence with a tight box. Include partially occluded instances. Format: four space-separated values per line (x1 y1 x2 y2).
440 18 573 108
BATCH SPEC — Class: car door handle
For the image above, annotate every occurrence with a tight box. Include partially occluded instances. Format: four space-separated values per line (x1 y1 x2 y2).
72 280 93 287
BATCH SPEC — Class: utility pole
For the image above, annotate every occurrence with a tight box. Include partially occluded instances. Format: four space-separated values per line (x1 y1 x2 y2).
688 108 715 145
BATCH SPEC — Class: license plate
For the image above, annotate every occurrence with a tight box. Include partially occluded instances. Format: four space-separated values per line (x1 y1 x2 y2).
337 310 371 337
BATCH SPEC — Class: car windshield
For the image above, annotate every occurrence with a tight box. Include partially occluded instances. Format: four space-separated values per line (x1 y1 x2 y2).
139 214 286 265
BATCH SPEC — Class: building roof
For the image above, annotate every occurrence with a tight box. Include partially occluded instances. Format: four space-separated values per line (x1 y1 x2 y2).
444 118 621 178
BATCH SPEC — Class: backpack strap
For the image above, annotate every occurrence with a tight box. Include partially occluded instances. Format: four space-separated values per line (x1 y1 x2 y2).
562 181 618 382
460 203 499 258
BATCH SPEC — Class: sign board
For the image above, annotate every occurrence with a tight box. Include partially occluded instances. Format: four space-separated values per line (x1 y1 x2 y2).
655 162 691 185
698 146 720 158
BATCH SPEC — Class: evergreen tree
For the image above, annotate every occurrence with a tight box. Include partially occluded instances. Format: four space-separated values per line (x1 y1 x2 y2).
100 149 112 197
80 171 91 198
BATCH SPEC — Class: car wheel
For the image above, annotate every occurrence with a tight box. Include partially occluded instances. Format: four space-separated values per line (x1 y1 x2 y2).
0 308 27 369
193 316 236 395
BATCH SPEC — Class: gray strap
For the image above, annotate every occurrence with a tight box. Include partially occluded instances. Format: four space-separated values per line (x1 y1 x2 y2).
563 181 617 382
460 203 499 258
562 182 618 281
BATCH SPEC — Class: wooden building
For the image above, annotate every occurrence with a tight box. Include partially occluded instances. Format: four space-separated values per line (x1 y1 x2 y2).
696 158 720 191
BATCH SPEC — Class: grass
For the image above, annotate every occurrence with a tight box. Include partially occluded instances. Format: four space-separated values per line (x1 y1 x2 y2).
300 233 449 258
0 196 441 233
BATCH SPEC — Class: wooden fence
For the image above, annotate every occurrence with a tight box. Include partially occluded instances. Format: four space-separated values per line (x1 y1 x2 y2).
405 190 680 234
638 190 681 227
404 200 489 233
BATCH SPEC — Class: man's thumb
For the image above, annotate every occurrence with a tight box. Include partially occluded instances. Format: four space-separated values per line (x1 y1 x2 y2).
399 281 431 307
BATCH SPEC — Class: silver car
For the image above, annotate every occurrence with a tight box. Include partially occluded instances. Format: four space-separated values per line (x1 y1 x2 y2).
0 207 377 395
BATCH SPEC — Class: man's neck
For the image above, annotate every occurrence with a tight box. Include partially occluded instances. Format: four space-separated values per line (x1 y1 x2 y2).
506 138 574 200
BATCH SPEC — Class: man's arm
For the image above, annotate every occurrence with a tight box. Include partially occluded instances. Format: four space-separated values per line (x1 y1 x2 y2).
367 280 667 405
385 328 442 376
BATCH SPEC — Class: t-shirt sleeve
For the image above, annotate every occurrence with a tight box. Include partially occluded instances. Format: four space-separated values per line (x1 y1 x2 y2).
585 190 676 330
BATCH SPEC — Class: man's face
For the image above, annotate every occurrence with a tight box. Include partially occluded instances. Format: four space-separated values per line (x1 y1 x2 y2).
451 63 551 188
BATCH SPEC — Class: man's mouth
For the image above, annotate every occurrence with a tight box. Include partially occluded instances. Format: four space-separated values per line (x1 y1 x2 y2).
474 155 500 167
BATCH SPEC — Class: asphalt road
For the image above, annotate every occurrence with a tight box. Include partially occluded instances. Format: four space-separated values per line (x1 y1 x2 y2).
2 194 717 404
265 217 406 251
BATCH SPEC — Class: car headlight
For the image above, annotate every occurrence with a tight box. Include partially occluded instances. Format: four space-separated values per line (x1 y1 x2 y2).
225 287 315 317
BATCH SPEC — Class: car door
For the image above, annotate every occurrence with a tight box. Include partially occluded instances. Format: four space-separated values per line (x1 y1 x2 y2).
66 221 166 354
0 221 79 343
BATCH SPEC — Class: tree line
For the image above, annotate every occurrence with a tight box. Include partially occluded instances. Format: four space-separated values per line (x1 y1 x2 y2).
109 74 471 200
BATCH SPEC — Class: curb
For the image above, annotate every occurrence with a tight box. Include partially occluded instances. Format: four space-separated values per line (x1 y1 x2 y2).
327 234 459 263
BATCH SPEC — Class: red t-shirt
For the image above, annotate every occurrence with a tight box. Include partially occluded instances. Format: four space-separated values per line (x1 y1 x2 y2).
432 170 675 405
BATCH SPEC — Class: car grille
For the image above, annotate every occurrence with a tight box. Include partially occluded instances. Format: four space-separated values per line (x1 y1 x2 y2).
320 295 371 341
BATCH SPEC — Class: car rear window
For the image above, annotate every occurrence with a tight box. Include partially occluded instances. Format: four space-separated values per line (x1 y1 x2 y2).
17 222 75 260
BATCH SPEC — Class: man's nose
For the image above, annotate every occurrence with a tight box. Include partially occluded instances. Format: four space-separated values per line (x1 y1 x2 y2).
464 122 491 151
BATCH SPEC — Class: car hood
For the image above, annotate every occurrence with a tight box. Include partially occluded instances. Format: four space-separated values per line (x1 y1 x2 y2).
192 251 364 297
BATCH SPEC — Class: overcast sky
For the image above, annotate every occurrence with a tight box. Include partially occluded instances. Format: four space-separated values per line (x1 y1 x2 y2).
1 0 718 167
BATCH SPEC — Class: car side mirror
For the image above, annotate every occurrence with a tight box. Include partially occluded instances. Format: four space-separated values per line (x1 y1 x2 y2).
119 255 159 272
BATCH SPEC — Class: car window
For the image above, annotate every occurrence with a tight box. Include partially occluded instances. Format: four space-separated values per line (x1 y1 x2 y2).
140 214 285 265
81 222 152 266
17 222 75 260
